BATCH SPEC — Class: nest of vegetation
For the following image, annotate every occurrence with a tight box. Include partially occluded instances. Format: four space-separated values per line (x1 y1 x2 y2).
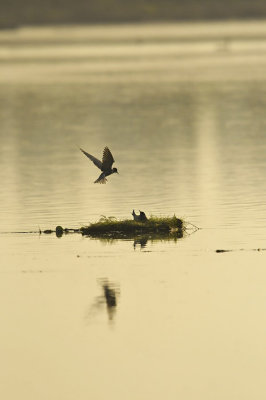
80 215 183 236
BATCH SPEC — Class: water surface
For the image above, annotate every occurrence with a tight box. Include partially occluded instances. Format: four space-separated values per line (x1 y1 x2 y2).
1 21 266 400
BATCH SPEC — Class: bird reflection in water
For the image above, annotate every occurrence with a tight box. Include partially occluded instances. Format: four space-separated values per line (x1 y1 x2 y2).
100 279 119 322
103 282 117 307
86 279 119 323
133 237 148 250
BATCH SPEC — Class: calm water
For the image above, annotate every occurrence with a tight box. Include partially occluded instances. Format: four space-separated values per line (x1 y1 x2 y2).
1 21 266 400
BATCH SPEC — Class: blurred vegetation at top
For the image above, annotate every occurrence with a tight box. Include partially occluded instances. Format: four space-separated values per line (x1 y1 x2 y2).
1 0 266 29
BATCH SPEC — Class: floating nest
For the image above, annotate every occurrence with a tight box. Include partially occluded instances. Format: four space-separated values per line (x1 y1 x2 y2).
40 213 198 241
80 215 184 236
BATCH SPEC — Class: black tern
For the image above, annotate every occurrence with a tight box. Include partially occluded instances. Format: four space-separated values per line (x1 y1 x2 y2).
80 146 118 184
132 210 148 222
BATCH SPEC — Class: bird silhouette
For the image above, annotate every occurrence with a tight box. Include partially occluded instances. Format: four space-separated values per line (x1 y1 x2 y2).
132 210 148 222
80 146 118 184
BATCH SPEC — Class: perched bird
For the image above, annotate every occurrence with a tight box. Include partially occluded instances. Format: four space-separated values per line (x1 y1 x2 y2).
132 210 148 222
80 146 118 184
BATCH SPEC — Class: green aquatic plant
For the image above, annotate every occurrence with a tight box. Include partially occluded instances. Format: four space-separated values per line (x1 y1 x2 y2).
80 215 183 236
99 215 117 223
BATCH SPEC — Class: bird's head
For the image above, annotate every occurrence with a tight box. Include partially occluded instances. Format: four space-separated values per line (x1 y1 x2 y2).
112 168 118 174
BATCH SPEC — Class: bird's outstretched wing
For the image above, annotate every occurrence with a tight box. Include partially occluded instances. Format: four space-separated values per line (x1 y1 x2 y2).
101 147 115 170
80 148 102 170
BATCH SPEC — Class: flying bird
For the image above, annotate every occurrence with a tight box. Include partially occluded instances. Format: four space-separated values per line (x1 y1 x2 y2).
80 146 118 184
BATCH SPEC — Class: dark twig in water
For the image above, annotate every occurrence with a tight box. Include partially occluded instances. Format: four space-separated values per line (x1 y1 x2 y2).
216 248 266 253
184 221 200 231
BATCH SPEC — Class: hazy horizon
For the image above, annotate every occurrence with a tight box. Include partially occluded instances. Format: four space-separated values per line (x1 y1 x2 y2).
2 0 266 29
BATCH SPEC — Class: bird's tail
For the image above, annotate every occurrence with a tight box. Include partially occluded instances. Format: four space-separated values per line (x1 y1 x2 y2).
94 176 107 184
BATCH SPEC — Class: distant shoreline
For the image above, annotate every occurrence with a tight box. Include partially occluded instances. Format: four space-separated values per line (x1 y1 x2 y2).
2 0 266 30
2 16 266 31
